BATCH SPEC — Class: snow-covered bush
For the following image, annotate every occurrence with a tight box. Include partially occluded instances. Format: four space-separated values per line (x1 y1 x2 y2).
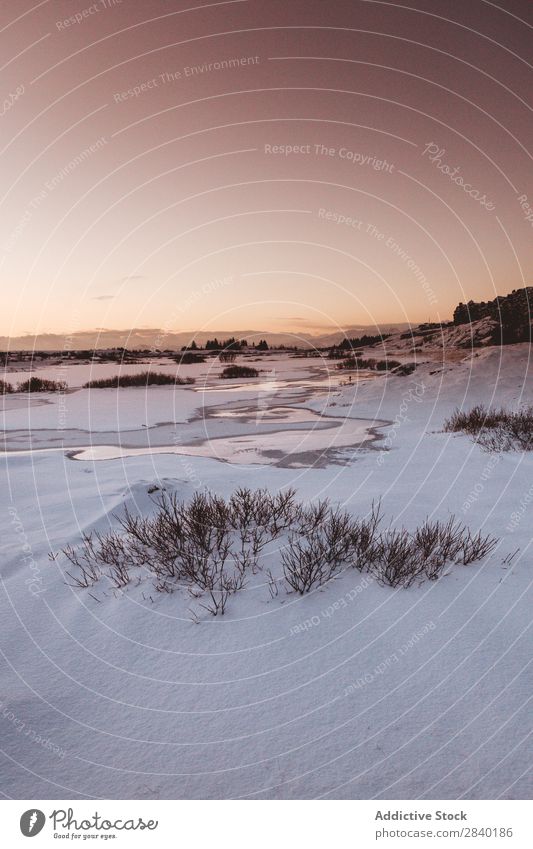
175 352 206 364
17 377 67 392
444 404 533 450
282 502 383 593
84 371 195 388
61 490 498 614
391 362 417 376
375 359 402 371
219 365 259 379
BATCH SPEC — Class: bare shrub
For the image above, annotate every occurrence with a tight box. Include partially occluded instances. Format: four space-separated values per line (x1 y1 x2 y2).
268 489 299 533
117 499 184 578
392 363 417 376
281 535 331 594
17 376 67 392
460 528 498 564
62 535 105 588
444 404 502 435
229 488 298 574
180 523 241 616
62 490 270 615
219 365 259 379
84 371 194 388
375 359 402 371
61 490 500 612
413 516 465 580
336 357 376 371
371 531 424 588
367 514 497 587
351 501 383 570
176 352 205 364
336 356 361 370
0 379 13 394
281 503 381 593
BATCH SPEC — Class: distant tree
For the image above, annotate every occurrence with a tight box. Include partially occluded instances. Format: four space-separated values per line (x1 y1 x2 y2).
338 333 390 350
206 336 240 351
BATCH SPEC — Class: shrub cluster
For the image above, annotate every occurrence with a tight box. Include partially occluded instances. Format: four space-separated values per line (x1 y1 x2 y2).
337 357 413 374
19 376 68 392
219 365 259 379
175 352 206 365
219 350 237 363
282 503 496 592
62 489 497 616
63 489 297 616
83 371 195 388
337 356 384 370
392 362 417 376
375 359 402 371
336 356 363 370
444 404 533 451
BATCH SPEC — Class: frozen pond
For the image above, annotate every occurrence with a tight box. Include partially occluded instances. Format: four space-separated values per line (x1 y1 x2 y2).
67 408 383 466
1 361 384 468
2 403 385 468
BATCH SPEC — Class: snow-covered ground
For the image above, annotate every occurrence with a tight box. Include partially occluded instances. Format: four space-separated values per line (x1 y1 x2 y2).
0 348 531 799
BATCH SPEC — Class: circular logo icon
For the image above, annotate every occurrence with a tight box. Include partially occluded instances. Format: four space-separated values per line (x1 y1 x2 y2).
20 810 46 837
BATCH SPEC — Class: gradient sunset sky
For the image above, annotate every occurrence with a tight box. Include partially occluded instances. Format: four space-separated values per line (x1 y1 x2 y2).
2 0 533 341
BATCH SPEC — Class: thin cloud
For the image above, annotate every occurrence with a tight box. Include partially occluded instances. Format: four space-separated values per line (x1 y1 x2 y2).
280 317 338 330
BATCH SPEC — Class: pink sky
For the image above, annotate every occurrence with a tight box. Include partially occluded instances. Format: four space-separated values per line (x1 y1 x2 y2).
2 0 533 337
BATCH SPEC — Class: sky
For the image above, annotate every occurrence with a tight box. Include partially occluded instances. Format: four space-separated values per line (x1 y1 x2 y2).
1 0 533 341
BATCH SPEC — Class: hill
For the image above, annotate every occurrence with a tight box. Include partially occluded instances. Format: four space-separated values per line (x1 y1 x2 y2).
453 287 533 345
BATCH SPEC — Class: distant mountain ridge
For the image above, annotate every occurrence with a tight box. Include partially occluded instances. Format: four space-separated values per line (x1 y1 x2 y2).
5 287 531 351
0 324 411 351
